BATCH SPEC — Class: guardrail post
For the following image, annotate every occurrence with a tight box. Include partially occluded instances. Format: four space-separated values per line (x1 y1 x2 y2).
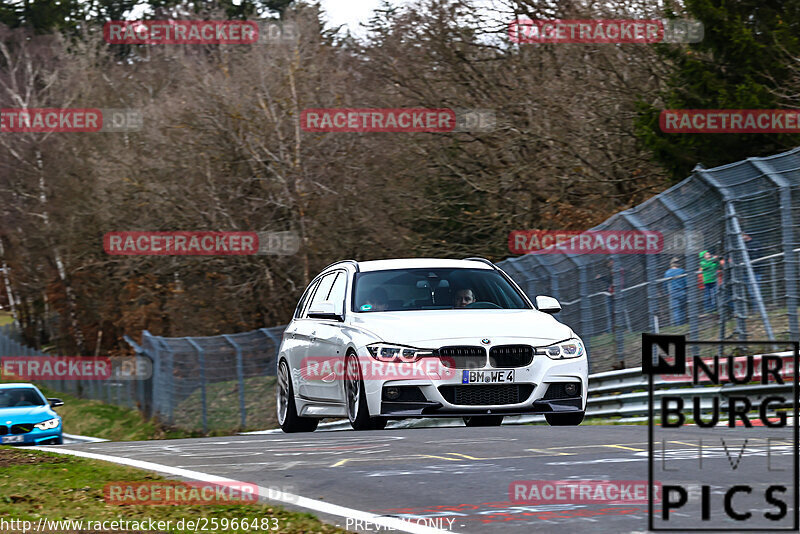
186 338 207 434
223 335 246 429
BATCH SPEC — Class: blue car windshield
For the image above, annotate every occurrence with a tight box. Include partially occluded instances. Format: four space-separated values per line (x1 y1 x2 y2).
0 388 46 408
352 268 530 312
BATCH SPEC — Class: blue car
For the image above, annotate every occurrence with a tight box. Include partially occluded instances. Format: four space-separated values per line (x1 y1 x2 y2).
0 383 64 445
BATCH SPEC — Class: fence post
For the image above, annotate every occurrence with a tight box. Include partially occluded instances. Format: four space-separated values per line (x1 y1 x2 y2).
578 262 591 364
621 211 659 340
186 338 207 434
126 334 152 417
223 335 246 429
698 167 775 341
751 158 799 341
727 203 773 339
139 331 160 421
608 254 625 366
503 259 534 301
259 328 282 373
152 333 176 425
659 183 703 357
721 207 743 341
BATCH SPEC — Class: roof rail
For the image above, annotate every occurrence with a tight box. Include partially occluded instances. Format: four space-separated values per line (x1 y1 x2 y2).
320 259 360 273
464 257 496 269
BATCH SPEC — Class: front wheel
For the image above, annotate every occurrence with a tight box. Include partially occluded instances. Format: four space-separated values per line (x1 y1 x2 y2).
545 411 584 426
345 353 384 430
277 360 319 433
463 415 504 427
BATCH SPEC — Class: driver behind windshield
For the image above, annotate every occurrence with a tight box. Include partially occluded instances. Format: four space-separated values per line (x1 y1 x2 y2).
453 287 476 308
2 389 42 407
364 287 389 311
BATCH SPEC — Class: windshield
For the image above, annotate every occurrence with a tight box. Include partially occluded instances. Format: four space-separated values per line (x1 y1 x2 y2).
352 268 530 312
0 387 46 408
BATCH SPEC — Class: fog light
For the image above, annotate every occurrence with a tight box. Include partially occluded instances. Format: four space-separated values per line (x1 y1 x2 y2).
385 387 401 400
564 383 578 396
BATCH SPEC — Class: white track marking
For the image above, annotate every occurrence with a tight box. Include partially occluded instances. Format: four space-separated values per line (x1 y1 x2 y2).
24 446 456 534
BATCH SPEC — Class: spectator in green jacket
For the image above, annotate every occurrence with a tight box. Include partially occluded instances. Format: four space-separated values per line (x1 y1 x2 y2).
699 250 720 312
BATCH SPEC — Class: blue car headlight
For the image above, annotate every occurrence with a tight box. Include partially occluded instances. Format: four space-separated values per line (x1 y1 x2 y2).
34 418 60 431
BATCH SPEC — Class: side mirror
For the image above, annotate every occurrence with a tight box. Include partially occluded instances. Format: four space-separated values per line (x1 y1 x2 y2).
535 296 562 314
48 398 64 407
307 301 343 321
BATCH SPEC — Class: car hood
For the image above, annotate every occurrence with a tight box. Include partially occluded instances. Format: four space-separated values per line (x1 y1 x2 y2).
0 405 57 422
349 309 574 346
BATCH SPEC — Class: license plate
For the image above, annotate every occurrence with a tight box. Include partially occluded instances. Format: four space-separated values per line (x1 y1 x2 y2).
2 435 24 444
462 370 515 384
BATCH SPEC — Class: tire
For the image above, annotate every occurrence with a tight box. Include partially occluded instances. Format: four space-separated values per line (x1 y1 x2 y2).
277 360 319 433
54 436 63 445
345 353 384 431
545 411 585 426
371 418 388 430
463 415 504 427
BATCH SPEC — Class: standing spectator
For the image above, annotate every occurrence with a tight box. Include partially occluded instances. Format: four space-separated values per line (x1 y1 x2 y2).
699 250 721 313
664 257 687 325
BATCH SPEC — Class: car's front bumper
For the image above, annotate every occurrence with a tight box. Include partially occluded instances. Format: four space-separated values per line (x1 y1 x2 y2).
358 342 588 418
379 396 583 418
0 426 62 446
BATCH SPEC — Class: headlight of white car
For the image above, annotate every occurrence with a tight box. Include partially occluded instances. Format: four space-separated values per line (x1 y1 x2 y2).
34 418 60 430
541 339 585 359
367 344 434 363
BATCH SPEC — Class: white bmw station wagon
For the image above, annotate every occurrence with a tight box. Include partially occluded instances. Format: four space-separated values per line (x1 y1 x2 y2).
276 258 588 432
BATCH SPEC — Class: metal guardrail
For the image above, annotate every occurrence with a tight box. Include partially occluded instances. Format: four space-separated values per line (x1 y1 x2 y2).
585 350 795 419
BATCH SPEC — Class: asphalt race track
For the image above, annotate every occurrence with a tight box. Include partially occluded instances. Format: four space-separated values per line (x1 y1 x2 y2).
53 424 797 534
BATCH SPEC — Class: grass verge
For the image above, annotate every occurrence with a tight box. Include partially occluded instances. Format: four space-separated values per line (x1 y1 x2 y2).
30 385 202 442
173 376 278 434
0 446 350 534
